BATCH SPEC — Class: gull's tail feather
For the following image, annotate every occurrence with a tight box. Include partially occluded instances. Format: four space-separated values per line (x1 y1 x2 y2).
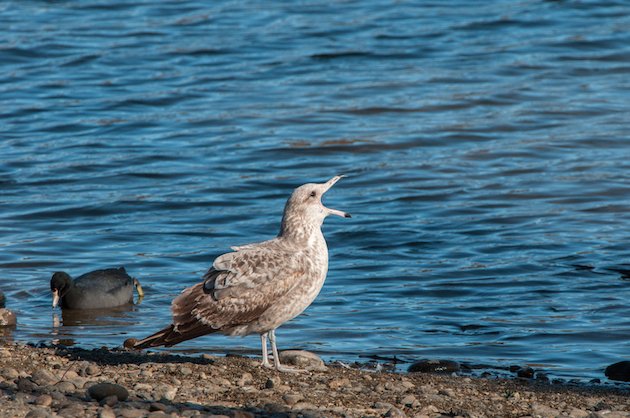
133 323 217 349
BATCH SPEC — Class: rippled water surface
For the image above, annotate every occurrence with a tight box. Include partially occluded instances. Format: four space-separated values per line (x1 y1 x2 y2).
2 0 630 382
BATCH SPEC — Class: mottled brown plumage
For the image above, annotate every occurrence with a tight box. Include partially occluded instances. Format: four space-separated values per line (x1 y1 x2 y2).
133 176 350 372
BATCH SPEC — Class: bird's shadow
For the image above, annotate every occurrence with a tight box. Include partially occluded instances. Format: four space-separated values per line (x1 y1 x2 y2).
52 344 214 367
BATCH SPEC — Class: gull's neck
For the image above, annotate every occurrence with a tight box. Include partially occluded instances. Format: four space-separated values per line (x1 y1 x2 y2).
278 212 324 248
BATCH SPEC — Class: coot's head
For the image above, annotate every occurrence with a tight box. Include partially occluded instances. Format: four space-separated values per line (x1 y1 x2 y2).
50 272 72 308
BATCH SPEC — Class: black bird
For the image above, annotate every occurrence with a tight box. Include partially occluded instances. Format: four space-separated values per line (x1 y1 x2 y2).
50 267 144 310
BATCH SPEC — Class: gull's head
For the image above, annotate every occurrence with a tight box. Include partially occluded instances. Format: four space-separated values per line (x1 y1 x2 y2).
282 175 351 231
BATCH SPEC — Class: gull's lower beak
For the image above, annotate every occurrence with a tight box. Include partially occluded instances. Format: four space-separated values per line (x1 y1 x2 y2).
323 175 352 218
52 289 59 308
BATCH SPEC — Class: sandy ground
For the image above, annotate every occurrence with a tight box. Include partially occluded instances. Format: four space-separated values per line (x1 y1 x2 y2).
0 342 629 418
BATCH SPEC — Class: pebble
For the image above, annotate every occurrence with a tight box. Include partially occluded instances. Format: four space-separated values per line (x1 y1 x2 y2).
53 381 76 393
531 403 560 417
605 361 630 382
35 394 53 406
118 407 146 418
0 367 19 381
569 408 590 418
517 367 535 379
0 308 17 326
279 350 327 371
408 359 460 374
98 407 116 418
87 382 129 402
100 395 119 407
25 409 50 418
328 377 351 390
86 365 100 376
282 393 304 406
31 369 57 386
155 383 177 401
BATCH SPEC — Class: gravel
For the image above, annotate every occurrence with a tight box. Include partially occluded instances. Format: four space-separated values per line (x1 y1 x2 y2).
0 342 628 417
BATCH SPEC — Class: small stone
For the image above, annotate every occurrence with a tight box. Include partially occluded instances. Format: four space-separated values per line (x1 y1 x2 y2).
149 402 168 412
408 359 460 374
17 377 39 392
517 367 535 378
31 369 56 386
123 338 137 349
283 393 304 406
35 394 53 406
605 361 630 382
86 365 100 376
155 383 177 401
25 409 49 418
328 377 351 390
265 378 275 389
279 350 327 371
87 382 129 402
531 403 559 417
100 395 119 407
569 408 589 418
134 383 153 392
384 406 406 418
401 394 418 407
99 407 116 418
0 308 17 326
53 381 76 393
118 407 146 418
0 367 19 380
237 372 253 387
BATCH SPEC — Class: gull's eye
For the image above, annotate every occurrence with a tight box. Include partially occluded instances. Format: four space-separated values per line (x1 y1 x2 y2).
310 191 317 198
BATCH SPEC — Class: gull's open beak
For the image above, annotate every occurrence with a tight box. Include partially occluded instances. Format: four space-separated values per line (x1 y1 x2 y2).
52 289 59 308
322 175 352 218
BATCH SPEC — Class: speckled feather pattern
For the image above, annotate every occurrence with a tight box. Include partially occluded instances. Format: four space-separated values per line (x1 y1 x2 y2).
134 177 346 350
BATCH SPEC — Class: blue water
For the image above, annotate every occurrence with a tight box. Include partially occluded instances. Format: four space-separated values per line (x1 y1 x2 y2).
2 0 630 382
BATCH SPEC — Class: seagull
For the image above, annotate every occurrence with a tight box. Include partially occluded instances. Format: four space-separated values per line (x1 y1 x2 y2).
131 175 350 372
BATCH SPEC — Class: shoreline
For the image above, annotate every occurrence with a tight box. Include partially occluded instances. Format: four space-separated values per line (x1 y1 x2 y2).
0 342 628 418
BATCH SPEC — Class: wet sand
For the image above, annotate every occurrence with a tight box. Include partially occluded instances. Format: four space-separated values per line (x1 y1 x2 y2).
0 342 628 418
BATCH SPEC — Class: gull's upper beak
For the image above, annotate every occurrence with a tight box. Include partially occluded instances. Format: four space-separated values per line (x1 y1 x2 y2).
322 175 351 218
52 289 59 308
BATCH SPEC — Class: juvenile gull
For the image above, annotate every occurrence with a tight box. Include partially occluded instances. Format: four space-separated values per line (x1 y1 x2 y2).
132 175 350 372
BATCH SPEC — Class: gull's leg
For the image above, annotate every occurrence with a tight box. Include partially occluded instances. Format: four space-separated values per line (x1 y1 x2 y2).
261 332 272 369
269 329 305 373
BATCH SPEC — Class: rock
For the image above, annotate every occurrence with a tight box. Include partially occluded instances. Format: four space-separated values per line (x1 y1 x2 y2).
35 394 53 406
53 381 76 393
100 395 119 407
401 394 419 407
25 409 49 418
283 393 304 406
0 308 17 326
86 365 100 376
384 406 407 418
99 407 116 418
149 402 168 412
605 361 630 381
531 403 560 417
569 408 589 418
237 372 253 387
517 367 535 378
31 369 57 386
0 367 19 381
87 382 129 402
155 383 177 401
279 350 327 371
17 377 39 392
118 407 146 418
408 359 460 374
264 378 275 389
328 377 351 390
